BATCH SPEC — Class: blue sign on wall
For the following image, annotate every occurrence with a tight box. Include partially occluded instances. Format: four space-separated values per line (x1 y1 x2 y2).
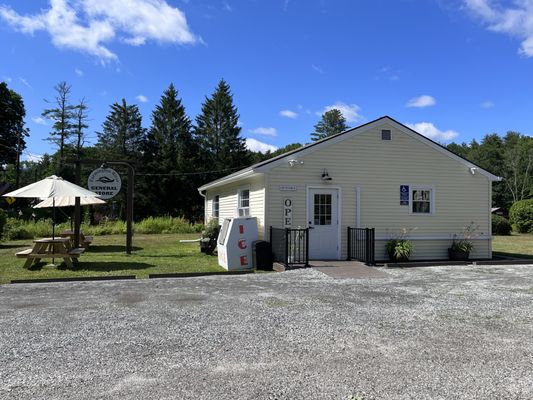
400 185 409 205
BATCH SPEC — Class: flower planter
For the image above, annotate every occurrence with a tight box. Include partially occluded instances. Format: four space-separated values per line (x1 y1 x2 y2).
448 248 469 261
388 252 409 263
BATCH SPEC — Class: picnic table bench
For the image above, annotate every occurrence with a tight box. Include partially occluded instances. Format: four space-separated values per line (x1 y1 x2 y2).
16 237 86 269
60 230 93 248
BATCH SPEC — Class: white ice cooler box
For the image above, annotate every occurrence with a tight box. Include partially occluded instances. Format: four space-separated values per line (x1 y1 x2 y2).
217 217 259 270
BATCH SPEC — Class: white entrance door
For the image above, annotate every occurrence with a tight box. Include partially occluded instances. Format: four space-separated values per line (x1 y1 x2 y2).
308 188 339 259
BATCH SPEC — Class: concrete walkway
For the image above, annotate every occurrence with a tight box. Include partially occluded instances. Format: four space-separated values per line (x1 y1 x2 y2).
311 260 389 279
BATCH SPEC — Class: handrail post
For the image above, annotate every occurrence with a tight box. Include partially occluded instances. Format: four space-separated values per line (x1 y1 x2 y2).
305 228 309 267
347 227 351 261
285 228 290 268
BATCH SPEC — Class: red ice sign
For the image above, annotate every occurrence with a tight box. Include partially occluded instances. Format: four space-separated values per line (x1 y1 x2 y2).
238 239 247 249
239 225 245 234
240 255 248 266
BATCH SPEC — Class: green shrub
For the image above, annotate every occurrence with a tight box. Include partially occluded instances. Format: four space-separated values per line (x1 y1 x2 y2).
135 216 202 234
1 215 204 239
509 199 533 233
492 214 512 235
2 218 70 240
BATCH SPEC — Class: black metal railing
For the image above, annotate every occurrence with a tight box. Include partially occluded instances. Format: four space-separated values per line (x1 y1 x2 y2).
347 227 375 265
270 227 309 269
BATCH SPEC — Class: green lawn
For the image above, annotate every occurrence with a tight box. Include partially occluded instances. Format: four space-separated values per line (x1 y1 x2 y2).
492 233 533 259
0 233 223 284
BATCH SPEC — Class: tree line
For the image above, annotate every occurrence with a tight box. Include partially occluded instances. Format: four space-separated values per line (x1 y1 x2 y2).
1 78 531 221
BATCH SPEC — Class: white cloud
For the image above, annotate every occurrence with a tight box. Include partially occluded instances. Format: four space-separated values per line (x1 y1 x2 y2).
75 68 83 77
2 76 12 82
280 109 298 119
406 95 436 108
0 0 197 62
481 100 495 108
249 127 277 137
136 94 148 103
318 101 363 123
19 77 32 89
311 64 324 74
32 116 47 125
24 153 43 162
407 122 459 142
465 0 533 57
245 138 278 153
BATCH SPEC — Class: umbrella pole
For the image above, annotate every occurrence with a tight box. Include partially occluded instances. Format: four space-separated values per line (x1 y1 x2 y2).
52 198 55 265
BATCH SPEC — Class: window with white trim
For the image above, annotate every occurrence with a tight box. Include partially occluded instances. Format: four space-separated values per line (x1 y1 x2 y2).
238 189 250 215
212 195 219 218
411 187 433 214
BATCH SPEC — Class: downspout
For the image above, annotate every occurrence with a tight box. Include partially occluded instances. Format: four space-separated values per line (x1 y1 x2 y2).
199 189 207 224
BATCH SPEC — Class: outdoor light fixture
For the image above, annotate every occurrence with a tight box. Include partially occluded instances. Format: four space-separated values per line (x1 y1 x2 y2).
288 159 304 167
321 169 332 181
469 167 477 175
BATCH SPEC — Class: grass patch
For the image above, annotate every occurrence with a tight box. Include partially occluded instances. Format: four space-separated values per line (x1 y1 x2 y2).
0 233 223 284
493 234 533 259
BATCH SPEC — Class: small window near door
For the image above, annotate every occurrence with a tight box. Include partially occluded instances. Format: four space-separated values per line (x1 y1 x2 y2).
314 194 332 225
411 188 433 214
212 195 219 218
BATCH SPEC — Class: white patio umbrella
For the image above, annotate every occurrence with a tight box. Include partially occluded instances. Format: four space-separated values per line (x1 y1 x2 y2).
33 196 106 209
3 175 100 238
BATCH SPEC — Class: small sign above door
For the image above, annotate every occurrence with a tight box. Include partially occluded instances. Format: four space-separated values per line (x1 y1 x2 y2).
279 185 297 191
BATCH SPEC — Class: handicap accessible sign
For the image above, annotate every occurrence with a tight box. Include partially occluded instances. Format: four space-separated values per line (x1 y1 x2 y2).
400 185 409 206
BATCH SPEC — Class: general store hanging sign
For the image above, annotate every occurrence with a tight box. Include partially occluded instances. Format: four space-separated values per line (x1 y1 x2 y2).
88 167 122 200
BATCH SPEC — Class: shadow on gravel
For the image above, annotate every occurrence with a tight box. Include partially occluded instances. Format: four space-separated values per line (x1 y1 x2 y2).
89 245 144 253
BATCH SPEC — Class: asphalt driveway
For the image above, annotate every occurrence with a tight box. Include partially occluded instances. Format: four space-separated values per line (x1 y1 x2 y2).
1 264 533 399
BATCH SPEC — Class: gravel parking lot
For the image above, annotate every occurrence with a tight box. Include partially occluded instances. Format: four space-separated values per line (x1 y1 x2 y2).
1 264 533 399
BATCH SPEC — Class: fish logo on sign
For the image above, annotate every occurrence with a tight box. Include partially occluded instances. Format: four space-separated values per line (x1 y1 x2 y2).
238 239 247 249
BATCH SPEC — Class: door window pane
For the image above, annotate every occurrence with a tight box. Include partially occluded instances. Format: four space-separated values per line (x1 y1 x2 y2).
314 193 332 225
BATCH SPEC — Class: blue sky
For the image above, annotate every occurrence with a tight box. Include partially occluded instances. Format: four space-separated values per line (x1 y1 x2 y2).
1 0 533 160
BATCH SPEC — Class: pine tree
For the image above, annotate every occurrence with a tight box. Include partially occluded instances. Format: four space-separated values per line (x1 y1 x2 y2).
97 99 146 159
0 81 28 187
42 82 76 172
72 98 89 160
195 79 250 181
311 109 349 141
144 83 198 218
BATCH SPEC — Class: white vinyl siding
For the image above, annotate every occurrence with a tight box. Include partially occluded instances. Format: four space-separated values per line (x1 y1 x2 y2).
205 175 266 239
266 122 492 260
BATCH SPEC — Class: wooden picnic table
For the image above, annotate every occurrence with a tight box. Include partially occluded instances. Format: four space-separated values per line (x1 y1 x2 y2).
60 230 93 248
16 237 85 269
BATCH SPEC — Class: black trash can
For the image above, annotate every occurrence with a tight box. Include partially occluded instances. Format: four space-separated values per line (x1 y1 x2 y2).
252 240 273 270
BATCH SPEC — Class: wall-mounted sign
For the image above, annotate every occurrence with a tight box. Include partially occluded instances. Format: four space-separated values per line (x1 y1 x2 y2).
283 198 293 227
88 167 122 200
279 185 297 191
400 185 409 206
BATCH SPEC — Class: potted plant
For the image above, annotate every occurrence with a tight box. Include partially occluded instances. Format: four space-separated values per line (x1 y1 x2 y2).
448 222 480 261
385 228 415 262
386 238 413 262
200 218 220 255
